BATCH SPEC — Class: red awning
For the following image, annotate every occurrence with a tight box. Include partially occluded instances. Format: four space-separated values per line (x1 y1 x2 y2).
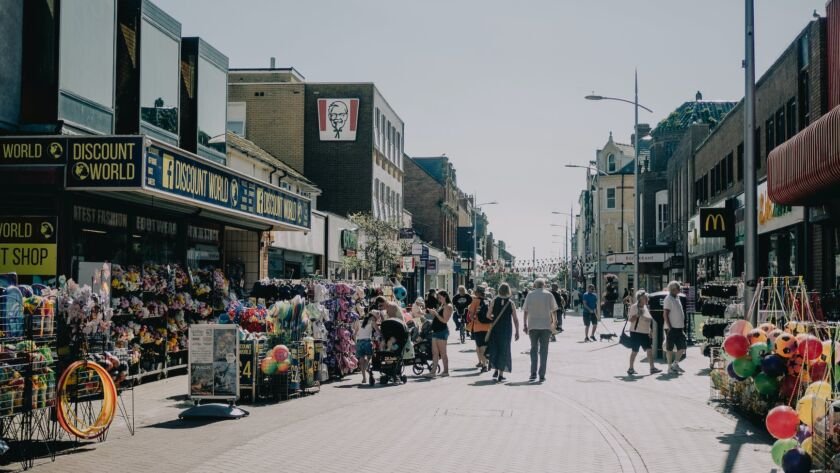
768 105 840 205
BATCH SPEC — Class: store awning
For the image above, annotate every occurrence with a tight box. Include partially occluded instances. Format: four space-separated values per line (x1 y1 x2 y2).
768 105 840 205
0 135 312 231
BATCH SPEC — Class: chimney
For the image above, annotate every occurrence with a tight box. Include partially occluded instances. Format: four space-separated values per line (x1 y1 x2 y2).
270 57 276 69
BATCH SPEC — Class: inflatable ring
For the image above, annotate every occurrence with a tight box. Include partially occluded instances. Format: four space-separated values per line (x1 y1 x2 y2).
56 361 117 440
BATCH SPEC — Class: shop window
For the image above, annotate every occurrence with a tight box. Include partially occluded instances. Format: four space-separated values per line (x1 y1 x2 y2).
197 57 227 155
725 152 734 188
59 0 116 111
799 73 810 127
775 107 786 147
786 98 797 139
140 19 180 135
765 117 775 158
226 102 246 136
737 143 744 182
606 188 616 209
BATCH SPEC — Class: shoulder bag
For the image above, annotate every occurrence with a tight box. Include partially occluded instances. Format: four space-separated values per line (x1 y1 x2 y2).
485 299 513 343
619 305 643 348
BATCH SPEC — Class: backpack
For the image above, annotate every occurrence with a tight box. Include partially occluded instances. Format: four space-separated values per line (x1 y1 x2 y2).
476 299 493 324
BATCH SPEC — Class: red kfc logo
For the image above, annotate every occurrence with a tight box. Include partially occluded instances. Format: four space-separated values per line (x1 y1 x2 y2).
318 98 359 141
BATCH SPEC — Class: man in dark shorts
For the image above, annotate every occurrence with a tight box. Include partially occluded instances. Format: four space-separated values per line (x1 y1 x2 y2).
452 285 472 333
581 284 598 342
663 281 687 375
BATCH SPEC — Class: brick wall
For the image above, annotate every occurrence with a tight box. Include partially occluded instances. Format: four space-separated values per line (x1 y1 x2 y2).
694 20 826 205
303 84 375 217
403 158 446 248
227 75 305 173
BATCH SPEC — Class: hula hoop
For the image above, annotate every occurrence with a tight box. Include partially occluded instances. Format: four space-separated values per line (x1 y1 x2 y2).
56 361 117 440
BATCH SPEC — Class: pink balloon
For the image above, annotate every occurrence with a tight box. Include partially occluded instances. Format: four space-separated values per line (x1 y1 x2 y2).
728 320 753 336
798 336 823 361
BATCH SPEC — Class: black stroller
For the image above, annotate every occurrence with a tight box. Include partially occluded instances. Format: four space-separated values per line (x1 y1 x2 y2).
369 319 409 386
412 319 439 375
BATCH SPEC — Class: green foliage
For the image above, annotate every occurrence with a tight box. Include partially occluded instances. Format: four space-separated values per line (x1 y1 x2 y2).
347 213 402 277
482 271 522 291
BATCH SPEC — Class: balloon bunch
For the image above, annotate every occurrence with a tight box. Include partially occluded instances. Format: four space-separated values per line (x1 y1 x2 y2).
722 319 840 472
260 345 292 375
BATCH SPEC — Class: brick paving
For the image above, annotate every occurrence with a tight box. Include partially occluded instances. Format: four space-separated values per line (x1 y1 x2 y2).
20 311 777 473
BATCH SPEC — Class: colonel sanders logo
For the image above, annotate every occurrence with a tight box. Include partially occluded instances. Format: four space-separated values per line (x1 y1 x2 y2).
318 98 359 141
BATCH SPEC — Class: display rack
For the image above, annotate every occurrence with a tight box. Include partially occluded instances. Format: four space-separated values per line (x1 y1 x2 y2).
0 286 58 470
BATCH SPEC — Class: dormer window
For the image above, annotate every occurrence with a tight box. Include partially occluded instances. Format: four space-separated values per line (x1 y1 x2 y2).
607 153 616 173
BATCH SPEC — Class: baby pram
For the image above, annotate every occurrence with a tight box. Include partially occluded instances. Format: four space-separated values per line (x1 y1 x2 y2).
369 319 409 386
411 319 439 375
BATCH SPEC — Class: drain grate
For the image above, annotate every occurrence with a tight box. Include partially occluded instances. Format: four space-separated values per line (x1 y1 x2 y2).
435 408 512 417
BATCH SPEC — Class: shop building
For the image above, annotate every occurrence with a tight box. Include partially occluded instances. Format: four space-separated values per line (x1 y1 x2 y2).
652 97 737 286
228 70 405 222
768 0 840 295
403 156 459 255
691 16 829 287
0 0 313 288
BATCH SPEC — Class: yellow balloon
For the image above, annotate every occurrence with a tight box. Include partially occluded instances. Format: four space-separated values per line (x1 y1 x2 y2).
820 341 840 364
802 437 813 455
797 393 829 427
805 381 833 400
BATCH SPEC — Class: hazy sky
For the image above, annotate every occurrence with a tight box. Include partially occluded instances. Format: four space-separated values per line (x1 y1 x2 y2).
155 0 827 260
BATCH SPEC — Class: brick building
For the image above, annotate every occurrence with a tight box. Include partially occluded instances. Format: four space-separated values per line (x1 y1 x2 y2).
228 69 405 221
687 17 829 287
403 156 459 254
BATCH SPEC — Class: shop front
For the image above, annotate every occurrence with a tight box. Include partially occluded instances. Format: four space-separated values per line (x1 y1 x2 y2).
757 180 805 279
269 212 325 279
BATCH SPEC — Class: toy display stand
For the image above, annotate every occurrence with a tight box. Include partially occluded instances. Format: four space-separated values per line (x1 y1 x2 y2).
0 287 58 470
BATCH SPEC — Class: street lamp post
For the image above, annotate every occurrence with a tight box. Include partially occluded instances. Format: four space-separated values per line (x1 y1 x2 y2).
553 209 575 291
551 225 569 290
744 0 758 325
586 75 653 293
472 198 498 288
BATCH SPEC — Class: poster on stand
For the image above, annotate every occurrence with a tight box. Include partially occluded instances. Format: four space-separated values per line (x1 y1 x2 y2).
188 324 239 400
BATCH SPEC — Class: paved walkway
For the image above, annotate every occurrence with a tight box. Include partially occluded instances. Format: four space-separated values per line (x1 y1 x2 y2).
19 311 776 473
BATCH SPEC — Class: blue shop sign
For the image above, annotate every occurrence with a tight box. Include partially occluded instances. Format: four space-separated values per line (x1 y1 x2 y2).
145 144 311 230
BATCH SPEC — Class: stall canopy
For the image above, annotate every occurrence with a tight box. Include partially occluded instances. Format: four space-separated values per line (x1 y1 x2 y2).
768 105 840 206
0 135 311 231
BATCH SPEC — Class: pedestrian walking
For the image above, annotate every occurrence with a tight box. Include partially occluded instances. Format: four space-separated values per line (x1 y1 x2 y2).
549 283 565 340
581 284 598 342
664 281 687 375
354 310 377 384
429 291 453 378
571 287 580 312
452 285 473 339
523 279 558 382
626 290 661 376
486 283 519 382
467 285 492 372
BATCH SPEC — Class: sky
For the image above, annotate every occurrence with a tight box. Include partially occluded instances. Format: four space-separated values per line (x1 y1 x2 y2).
155 0 828 260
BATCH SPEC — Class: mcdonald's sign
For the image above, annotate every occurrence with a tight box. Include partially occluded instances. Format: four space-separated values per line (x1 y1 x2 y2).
699 207 732 238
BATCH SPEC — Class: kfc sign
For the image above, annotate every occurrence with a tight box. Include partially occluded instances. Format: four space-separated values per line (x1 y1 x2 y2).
317 98 359 141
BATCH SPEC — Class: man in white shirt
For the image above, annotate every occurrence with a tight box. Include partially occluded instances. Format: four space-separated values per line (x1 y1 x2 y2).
523 279 558 382
663 281 687 375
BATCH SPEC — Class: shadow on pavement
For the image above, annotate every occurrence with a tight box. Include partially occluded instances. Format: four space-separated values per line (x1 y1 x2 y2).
458 349 476 353
453 372 482 378
717 416 774 473
696 368 712 376
505 381 536 387
614 375 642 382
469 379 498 387
144 419 226 430
452 367 476 372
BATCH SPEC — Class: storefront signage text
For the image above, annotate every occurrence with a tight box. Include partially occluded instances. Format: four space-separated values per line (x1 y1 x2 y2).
188 226 220 244
136 216 177 236
65 137 144 188
401 256 415 273
758 181 804 234
0 216 57 276
73 206 128 229
0 137 67 164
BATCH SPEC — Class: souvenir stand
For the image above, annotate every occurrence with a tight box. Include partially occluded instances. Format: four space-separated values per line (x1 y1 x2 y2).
709 276 840 471
0 283 57 470
699 281 743 367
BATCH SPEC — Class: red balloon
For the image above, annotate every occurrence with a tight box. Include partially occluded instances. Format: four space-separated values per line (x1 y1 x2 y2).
779 375 800 399
272 345 290 363
723 335 750 358
766 406 800 440
808 361 828 383
798 336 823 361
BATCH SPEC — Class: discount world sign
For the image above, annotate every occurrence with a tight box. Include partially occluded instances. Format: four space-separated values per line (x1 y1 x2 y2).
0 216 58 276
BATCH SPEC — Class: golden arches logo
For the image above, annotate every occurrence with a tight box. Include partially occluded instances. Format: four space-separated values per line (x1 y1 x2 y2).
704 213 726 232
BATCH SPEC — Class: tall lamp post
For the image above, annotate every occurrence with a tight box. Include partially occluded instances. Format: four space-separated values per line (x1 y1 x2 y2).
551 225 569 290
472 199 498 288
552 208 575 290
743 0 758 324
566 163 609 315
585 73 653 293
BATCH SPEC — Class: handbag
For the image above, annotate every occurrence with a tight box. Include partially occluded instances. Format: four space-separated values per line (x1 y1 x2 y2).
619 305 642 348
485 299 513 343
